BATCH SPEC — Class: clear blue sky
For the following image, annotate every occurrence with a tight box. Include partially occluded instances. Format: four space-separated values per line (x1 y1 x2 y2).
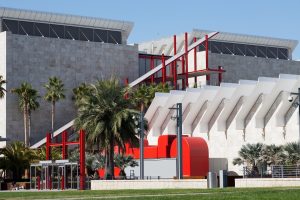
1 0 300 59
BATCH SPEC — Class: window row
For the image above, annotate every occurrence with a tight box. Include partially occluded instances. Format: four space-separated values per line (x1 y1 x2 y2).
2 19 122 44
198 41 289 60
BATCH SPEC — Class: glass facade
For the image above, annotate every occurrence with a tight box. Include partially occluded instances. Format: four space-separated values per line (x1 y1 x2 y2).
1 18 122 44
198 40 289 60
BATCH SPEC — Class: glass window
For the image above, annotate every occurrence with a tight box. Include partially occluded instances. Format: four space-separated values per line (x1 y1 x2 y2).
234 43 245 56
79 27 93 41
245 45 256 57
49 24 64 38
2 19 18 33
145 59 151 73
139 58 146 76
19 21 34 35
278 48 288 60
267 47 277 59
257 46 267 58
108 30 122 44
33 22 49 37
210 41 222 54
94 29 107 43
222 42 234 55
65 26 79 40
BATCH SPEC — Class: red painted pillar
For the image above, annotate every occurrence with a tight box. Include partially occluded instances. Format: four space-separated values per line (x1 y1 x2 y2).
79 130 85 190
194 37 197 85
62 131 67 159
46 133 51 160
61 175 65 190
124 78 129 99
181 56 185 89
162 54 166 84
185 32 189 88
173 35 177 89
218 66 223 86
150 56 154 84
205 34 210 85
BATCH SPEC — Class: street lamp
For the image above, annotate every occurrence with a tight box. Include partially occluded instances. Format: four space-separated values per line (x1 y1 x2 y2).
288 88 300 145
169 103 183 179
133 111 145 180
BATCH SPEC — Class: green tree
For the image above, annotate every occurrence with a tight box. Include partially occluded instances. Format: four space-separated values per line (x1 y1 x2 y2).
233 143 263 174
0 75 6 99
74 77 139 179
12 83 39 146
114 154 138 177
44 77 65 133
283 142 300 165
0 141 35 181
258 144 285 166
72 83 91 102
32 146 61 161
131 83 170 112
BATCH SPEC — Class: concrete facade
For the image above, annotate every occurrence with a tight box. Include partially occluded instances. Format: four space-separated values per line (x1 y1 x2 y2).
91 179 207 190
235 178 300 188
0 31 139 146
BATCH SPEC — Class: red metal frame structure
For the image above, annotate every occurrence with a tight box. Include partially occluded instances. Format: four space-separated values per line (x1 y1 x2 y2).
46 130 86 190
135 31 225 89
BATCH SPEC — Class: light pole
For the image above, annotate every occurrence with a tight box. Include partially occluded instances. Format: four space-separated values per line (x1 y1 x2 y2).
139 111 145 180
289 88 300 145
134 112 144 180
169 103 183 179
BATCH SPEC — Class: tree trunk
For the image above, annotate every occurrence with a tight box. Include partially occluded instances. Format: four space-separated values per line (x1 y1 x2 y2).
23 105 28 147
28 110 31 147
105 134 115 180
140 103 145 113
51 101 55 134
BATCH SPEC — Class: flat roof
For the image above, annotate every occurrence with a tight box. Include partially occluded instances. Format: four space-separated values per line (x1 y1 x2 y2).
0 7 134 40
139 29 298 55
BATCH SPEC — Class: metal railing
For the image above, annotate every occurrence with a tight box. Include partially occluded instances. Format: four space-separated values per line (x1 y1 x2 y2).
271 165 300 178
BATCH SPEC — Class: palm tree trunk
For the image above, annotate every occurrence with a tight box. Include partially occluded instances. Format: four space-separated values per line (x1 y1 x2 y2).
28 110 31 147
105 134 115 180
51 101 55 134
23 105 28 147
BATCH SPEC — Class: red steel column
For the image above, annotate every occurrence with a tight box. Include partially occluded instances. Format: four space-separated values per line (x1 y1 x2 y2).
62 131 67 159
173 35 177 89
218 66 223 86
79 130 85 190
205 34 210 85
162 54 166 84
46 133 51 160
181 56 185 89
194 37 197 85
185 32 189 88
150 56 154 84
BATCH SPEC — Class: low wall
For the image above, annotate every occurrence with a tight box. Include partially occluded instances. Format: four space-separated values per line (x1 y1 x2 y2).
91 179 207 190
235 178 300 188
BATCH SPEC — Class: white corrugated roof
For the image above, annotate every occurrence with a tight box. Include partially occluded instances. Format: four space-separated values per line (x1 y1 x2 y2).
0 7 134 40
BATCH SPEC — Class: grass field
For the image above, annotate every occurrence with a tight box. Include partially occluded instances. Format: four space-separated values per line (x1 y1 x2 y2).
0 187 300 200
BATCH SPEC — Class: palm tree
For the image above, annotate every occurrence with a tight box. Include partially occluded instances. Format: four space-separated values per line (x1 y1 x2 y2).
32 146 61 161
283 142 300 165
0 141 35 181
131 83 170 112
74 77 139 179
258 144 285 166
72 83 91 102
0 75 6 99
44 77 65 133
114 154 138 177
233 143 263 174
12 83 39 146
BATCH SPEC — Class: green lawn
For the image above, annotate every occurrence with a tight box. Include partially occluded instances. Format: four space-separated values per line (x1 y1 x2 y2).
0 187 300 200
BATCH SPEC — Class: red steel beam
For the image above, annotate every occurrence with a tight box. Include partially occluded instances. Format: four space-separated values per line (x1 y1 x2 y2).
173 35 177 89
185 32 189 88
62 131 67 159
79 129 85 190
46 133 51 160
205 34 210 85
194 37 197 85
162 54 166 84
